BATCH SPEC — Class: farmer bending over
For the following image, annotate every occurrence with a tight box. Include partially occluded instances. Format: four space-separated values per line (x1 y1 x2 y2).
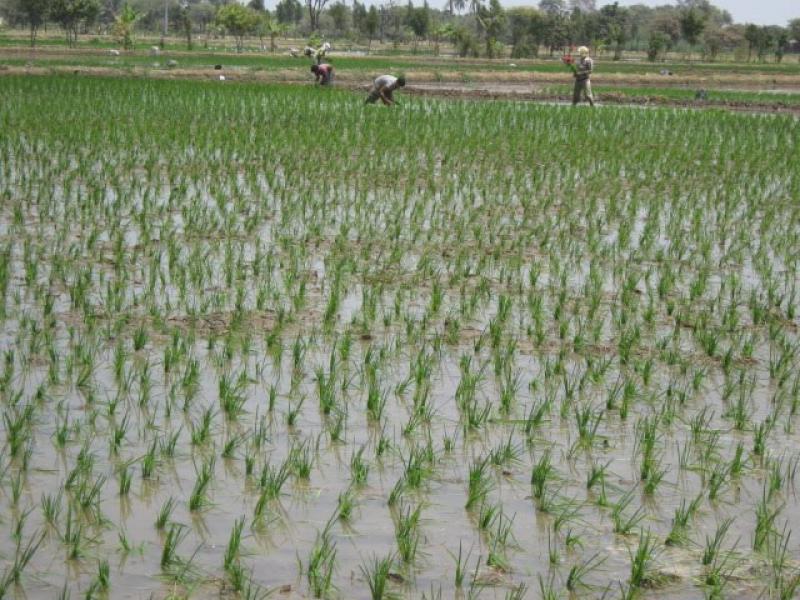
311 63 334 86
365 75 406 106
572 46 595 107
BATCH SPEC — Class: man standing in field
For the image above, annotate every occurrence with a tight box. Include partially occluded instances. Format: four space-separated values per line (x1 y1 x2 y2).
311 63 334 86
365 75 406 106
572 46 595 107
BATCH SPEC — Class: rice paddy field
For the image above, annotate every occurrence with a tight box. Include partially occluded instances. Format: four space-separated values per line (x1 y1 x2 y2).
0 74 799 599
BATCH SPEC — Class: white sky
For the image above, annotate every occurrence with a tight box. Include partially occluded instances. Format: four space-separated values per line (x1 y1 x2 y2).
609 0 797 27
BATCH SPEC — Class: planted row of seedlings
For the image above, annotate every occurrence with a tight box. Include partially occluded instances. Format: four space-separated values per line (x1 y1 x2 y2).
0 75 798 598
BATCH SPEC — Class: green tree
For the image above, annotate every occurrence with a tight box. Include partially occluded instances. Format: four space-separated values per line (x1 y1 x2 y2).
647 30 669 61
275 0 302 25
772 27 788 63
431 22 453 56
306 0 330 31
363 4 378 50
261 15 285 52
9 0 51 46
179 3 192 49
538 0 564 15
406 2 430 51
50 0 100 47
789 18 800 49
351 0 366 33
476 0 504 58
452 24 478 56
744 23 774 62
599 2 629 60
328 1 349 35
679 7 705 47
111 2 139 49
508 7 544 58
215 3 259 52
650 12 681 51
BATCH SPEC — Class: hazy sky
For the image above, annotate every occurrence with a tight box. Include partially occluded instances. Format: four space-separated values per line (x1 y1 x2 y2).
609 0 796 26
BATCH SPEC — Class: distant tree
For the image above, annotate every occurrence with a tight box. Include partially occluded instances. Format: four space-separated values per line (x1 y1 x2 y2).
363 4 378 49
743 23 775 61
538 0 564 16
599 2 629 60
178 3 192 49
789 18 800 46
275 0 302 25
188 2 215 35
431 22 453 55
452 24 478 56
327 1 348 35
508 6 545 58
6 0 51 46
476 0 504 57
771 26 788 62
569 0 594 12
50 0 100 47
352 0 366 33
678 0 730 28
111 2 139 49
305 0 330 31
650 12 681 50
710 25 745 59
215 3 259 51
247 0 264 11
679 7 705 47
406 2 430 51
542 9 568 54
647 30 669 61
261 15 285 52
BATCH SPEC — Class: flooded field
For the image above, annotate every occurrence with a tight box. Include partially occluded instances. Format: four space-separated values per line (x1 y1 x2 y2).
0 75 798 599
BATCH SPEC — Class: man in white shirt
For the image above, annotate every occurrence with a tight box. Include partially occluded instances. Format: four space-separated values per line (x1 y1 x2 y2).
365 75 406 106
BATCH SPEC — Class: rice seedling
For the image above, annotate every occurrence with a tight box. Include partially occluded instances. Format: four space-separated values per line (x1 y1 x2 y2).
223 516 245 573
628 530 659 590
188 457 215 512
566 552 606 592
702 518 735 566
1 73 798 599
394 502 422 564
160 523 188 570
612 489 646 536
156 497 177 530
466 455 493 510
360 553 395 600
306 523 337 598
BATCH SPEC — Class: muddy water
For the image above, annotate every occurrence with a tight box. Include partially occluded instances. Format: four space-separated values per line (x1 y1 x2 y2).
3 309 797 598
1 76 799 600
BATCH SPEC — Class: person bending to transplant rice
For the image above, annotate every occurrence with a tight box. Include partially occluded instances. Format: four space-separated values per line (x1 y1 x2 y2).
365 75 406 106
311 64 334 86
572 46 595 107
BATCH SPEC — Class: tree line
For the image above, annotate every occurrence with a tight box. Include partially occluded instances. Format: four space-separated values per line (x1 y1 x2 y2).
1 0 798 62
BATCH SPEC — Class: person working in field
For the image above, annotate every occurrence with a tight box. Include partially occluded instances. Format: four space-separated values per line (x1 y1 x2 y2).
303 42 331 65
311 63 334 86
570 46 595 107
365 75 406 106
